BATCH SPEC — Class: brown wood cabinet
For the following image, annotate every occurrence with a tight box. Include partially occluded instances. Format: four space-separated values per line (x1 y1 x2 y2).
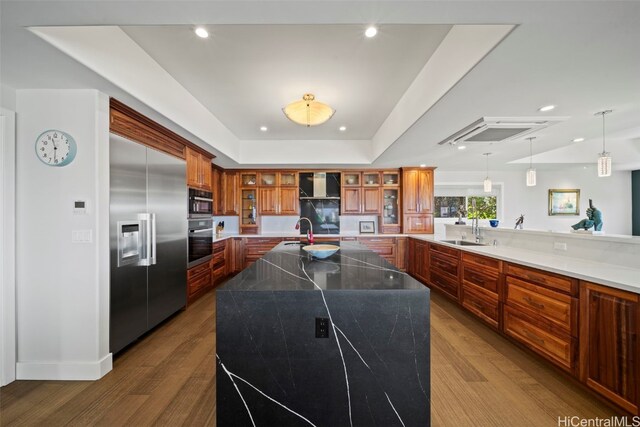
222 171 239 215
428 243 460 301
402 167 434 234
212 167 223 215
186 147 212 191
579 281 639 414
504 263 578 373
342 187 361 214
187 261 212 305
279 187 299 215
362 188 381 214
461 252 501 329
408 238 429 283
258 187 278 215
243 238 282 269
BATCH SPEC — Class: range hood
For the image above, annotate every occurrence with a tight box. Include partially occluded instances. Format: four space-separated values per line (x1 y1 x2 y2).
438 116 569 145
299 172 341 199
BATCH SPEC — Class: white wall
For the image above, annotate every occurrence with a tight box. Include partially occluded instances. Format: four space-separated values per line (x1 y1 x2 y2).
435 168 632 235
15 89 111 380
1 108 17 385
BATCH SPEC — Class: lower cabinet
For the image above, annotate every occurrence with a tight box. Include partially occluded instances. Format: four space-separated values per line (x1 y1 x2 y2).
187 262 212 305
407 238 638 414
579 281 639 414
244 238 282 269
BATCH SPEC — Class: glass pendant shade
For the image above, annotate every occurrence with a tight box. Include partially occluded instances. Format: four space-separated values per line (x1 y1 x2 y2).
283 93 335 127
484 178 492 192
526 168 536 186
597 153 612 177
595 110 613 177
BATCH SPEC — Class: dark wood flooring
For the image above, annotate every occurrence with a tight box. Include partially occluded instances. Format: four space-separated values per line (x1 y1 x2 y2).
0 286 617 426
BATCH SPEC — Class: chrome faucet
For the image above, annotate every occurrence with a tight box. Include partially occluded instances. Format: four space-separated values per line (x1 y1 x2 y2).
471 199 481 243
295 217 314 244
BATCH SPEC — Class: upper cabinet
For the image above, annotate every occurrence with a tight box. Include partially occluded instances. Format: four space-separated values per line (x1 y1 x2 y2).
402 167 435 233
342 172 361 187
222 171 239 216
186 147 212 191
212 167 223 215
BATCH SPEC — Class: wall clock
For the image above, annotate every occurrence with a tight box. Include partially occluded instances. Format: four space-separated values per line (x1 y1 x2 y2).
35 129 77 167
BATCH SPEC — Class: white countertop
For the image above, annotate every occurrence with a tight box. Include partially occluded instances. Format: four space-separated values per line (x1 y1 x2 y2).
212 232 640 294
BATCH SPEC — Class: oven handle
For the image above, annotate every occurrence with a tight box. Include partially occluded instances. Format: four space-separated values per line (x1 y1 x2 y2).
191 196 213 202
189 227 215 234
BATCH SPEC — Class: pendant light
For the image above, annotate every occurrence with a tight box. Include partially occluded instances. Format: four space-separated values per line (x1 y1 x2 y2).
483 153 492 192
595 109 613 177
526 137 537 186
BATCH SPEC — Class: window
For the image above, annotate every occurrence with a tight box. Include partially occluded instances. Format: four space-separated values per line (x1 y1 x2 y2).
434 195 497 219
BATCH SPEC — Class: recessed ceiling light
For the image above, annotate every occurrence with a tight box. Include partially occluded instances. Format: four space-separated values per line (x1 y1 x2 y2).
419 164 426 168
339 126 347 132
194 27 209 39
538 105 555 112
457 145 467 150
260 126 268 132
365 26 378 38
572 137 585 143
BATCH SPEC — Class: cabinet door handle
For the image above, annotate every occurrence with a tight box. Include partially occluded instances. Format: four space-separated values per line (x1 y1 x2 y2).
523 329 545 346
523 296 545 310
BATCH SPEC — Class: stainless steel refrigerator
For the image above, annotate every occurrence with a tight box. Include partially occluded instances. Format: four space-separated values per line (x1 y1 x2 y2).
110 133 187 354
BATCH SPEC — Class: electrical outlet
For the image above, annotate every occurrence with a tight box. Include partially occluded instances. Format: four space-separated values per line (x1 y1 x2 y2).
554 242 568 251
315 317 329 338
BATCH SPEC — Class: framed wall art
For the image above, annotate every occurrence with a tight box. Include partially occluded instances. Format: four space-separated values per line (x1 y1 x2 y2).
548 189 580 216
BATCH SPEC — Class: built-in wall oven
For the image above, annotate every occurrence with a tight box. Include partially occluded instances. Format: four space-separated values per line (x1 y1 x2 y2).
188 188 213 218
188 218 213 268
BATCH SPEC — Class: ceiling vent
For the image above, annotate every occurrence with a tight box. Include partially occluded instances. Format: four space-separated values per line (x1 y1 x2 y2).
438 117 569 145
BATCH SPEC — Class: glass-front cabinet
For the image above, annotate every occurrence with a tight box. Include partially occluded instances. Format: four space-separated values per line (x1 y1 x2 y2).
382 171 400 186
279 171 297 187
241 188 258 233
240 172 257 187
382 188 401 233
363 171 381 186
343 171 361 187
258 172 277 186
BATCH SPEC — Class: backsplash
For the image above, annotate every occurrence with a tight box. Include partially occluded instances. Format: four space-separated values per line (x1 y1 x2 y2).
212 216 239 234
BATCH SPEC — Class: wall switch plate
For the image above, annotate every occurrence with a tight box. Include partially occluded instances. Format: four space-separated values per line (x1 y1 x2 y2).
554 242 568 251
315 317 329 338
72 230 93 243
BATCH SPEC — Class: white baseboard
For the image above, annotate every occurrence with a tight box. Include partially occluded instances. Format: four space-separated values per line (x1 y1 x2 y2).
16 353 112 380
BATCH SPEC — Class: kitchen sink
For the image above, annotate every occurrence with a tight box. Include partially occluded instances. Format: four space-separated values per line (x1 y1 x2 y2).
439 239 487 247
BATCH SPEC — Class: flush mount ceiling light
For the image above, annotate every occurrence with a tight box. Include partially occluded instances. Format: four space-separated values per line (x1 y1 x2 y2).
483 153 492 192
194 27 209 38
525 137 537 187
538 105 555 112
595 109 613 177
283 94 335 127
572 137 585 143
365 26 378 38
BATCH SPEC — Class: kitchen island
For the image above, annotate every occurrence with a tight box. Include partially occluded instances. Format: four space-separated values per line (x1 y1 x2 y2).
216 241 430 426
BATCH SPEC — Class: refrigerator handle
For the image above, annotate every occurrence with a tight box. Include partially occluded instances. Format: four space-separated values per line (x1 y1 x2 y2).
137 213 156 266
149 213 157 265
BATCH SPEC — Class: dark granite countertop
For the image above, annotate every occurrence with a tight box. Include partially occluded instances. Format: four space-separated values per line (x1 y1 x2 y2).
219 241 426 292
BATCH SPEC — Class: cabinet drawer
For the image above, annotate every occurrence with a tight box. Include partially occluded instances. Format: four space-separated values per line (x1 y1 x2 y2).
212 264 226 283
430 270 459 300
462 252 500 272
430 242 459 258
341 236 358 241
187 262 210 279
462 263 499 295
462 285 499 329
365 245 395 257
430 251 459 280
358 237 396 245
506 263 576 295
506 276 576 335
188 270 211 296
245 238 282 246
504 306 575 371
213 241 226 253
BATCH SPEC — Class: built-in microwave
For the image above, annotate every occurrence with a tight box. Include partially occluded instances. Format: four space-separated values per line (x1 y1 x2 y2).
188 188 213 218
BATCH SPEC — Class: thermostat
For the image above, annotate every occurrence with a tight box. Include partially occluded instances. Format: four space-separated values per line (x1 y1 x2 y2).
73 200 87 215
